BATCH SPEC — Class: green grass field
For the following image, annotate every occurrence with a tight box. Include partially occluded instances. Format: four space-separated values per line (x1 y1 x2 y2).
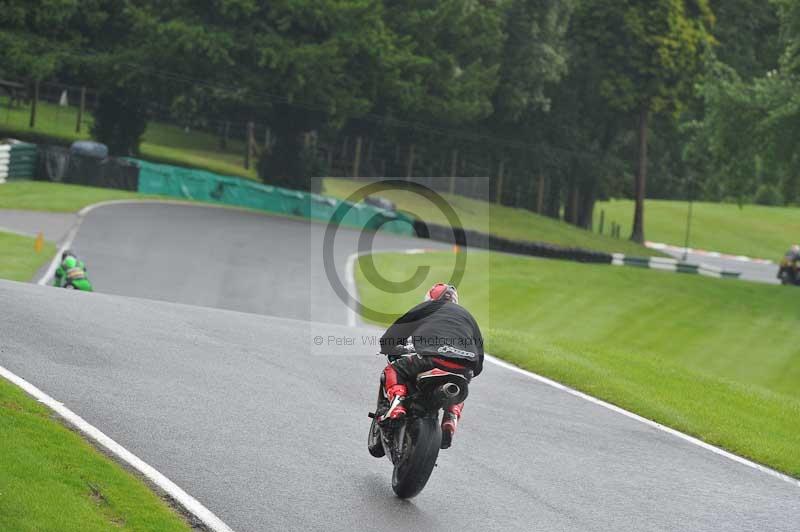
0 231 55 281
0 97 256 179
324 178 661 257
356 251 800 478
0 377 190 531
596 198 800 260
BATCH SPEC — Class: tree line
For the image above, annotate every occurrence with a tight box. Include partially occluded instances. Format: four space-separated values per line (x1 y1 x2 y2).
0 1 793 242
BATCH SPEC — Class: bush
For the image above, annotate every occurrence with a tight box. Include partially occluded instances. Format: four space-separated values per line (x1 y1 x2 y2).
257 134 325 193
91 86 148 157
753 184 784 206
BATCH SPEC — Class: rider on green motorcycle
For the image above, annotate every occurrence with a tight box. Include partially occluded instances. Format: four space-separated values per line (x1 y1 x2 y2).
53 250 93 291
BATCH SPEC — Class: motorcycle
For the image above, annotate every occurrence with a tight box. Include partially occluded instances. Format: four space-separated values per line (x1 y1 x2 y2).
367 358 469 498
778 256 800 286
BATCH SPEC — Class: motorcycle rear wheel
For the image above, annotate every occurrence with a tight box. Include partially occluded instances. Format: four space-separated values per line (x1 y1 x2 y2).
391 416 441 499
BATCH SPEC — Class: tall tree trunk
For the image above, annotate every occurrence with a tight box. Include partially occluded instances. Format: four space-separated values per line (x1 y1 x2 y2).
563 182 574 223
545 174 561 219
577 181 596 230
536 174 545 214
631 106 649 243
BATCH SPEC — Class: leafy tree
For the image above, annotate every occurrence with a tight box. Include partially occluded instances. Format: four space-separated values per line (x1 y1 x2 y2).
575 0 715 242
0 0 87 80
492 0 576 121
710 0 781 80
91 84 148 156
697 1 800 205
381 0 505 125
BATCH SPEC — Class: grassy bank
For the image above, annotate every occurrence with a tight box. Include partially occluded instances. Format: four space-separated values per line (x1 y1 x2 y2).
324 178 661 257
596 198 800 259
356 251 800 477
0 231 55 281
0 377 190 531
0 181 164 212
0 96 255 180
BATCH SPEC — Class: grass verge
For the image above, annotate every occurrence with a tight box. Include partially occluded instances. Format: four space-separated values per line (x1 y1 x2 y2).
0 377 190 532
0 231 55 281
324 178 662 257
355 251 800 478
0 181 165 212
596 198 800 259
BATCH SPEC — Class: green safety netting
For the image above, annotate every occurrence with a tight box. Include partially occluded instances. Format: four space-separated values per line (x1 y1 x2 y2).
129 159 415 236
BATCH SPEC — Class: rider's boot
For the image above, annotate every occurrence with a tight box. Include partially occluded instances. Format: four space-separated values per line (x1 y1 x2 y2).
440 402 464 449
381 364 408 422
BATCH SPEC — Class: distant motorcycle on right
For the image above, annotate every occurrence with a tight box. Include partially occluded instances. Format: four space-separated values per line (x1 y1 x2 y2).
777 256 800 285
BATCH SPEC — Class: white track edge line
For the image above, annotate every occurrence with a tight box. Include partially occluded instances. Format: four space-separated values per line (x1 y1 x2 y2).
345 251 360 328
350 249 800 489
484 354 800 489
0 365 236 532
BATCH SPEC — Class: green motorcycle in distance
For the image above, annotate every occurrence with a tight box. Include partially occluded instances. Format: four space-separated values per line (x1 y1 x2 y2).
53 251 94 292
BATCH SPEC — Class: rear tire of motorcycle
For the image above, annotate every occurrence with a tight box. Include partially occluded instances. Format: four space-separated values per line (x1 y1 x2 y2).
391 417 441 499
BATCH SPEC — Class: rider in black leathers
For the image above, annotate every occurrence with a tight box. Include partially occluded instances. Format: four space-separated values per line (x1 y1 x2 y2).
378 283 484 449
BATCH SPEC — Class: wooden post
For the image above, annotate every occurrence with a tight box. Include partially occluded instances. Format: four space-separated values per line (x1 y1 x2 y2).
405 144 415 179
75 86 86 133
29 80 39 128
495 160 505 204
244 121 255 169
599 210 605 234
449 149 458 194
536 175 545 214
352 136 362 178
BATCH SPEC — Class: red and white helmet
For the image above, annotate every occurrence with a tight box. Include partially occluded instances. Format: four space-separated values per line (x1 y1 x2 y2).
425 283 458 304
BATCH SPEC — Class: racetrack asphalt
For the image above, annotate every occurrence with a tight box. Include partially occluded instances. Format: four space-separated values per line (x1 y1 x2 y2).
1 202 798 531
0 208 75 243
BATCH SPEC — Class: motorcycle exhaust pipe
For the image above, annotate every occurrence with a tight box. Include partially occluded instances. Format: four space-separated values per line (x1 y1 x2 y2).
442 382 461 399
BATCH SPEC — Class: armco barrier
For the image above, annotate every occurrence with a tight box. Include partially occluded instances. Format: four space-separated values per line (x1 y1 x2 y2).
0 142 38 182
37 145 138 190
415 221 613 264
130 159 415 236
611 253 741 279
417 221 743 278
